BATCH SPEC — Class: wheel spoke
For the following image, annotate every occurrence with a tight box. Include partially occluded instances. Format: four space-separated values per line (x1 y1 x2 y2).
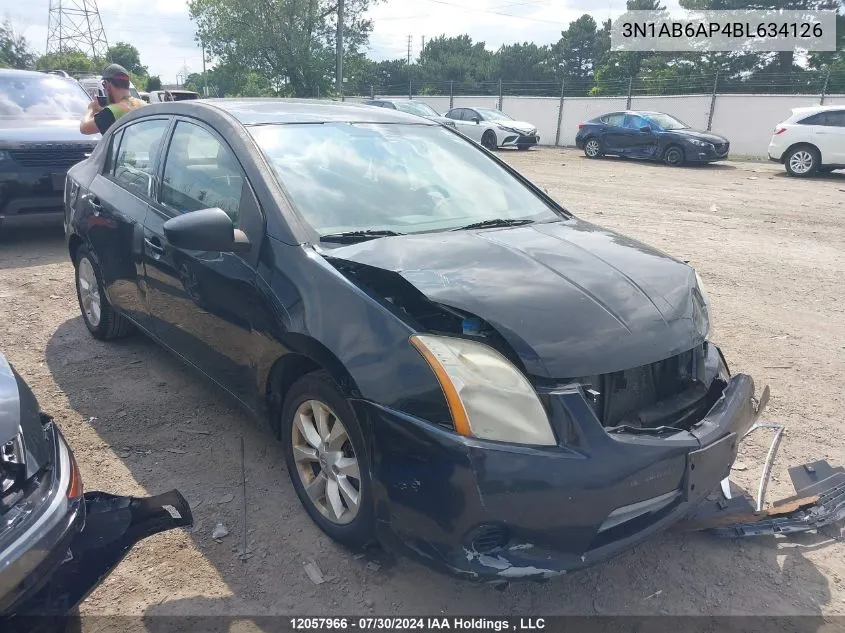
312 402 332 441
293 444 318 464
336 456 359 480
325 478 346 520
304 472 326 502
337 476 360 513
295 411 322 449
325 422 349 452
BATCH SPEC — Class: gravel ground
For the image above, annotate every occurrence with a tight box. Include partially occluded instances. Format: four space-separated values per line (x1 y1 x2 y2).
0 148 843 621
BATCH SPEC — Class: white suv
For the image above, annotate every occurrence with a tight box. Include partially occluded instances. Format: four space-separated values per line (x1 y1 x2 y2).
767 105 845 177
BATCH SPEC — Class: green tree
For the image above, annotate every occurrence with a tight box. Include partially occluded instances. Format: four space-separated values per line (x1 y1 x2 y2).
189 0 377 97
107 42 147 75
36 51 97 75
0 20 34 69
146 75 163 91
496 42 556 85
552 15 611 93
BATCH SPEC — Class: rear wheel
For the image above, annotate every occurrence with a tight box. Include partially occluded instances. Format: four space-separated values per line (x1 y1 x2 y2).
663 145 685 166
481 130 497 150
281 371 375 547
785 145 819 177
74 248 134 340
583 137 602 159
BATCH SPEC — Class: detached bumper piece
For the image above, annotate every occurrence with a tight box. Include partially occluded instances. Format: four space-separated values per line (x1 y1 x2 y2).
677 460 845 537
5 489 191 629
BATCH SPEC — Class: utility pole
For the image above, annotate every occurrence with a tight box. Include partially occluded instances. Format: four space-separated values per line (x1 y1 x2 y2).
420 35 425 63
336 0 344 98
201 39 208 97
407 35 412 66
407 35 412 99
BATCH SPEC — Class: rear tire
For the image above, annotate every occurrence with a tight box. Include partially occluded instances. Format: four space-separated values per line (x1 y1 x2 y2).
784 145 820 177
281 370 375 548
74 248 134 340
663 145 685 166
481 130 497 150
583 137 602 159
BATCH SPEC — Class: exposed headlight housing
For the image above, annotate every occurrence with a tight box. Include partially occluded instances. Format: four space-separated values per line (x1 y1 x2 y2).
689 139 712 148
410 334 556 446
1 433 26 493
693 270 710 338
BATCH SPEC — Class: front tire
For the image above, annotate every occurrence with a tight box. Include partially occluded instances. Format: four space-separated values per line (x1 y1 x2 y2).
785 145 820 177
281 371 375 547
74 248 134 340
583 137 602 159
663 145 685 166
481 129 497 150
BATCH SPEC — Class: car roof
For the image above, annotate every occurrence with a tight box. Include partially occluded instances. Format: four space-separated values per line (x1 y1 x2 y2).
0 68 74 80
790 105 844 114
204 98 437 125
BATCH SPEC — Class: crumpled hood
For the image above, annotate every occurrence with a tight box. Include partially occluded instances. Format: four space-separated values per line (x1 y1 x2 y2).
0 118 99 145
0 353 52 477
669 128 727 144
327 218 706 378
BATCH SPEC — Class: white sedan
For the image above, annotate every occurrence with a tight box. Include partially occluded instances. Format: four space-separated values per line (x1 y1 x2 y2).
767 105 845 177
444 107 539 150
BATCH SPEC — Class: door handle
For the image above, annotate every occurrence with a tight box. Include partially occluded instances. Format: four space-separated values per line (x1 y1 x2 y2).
144 237 165 257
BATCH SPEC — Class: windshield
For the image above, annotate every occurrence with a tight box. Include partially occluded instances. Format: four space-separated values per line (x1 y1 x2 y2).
0 74 91 119
393 101 439 118
476 108 513 121
250 123 560 238
645 113 688 130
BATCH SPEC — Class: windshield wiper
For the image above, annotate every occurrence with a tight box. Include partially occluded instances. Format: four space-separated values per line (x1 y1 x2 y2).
320 229 405 244
452 218 535 231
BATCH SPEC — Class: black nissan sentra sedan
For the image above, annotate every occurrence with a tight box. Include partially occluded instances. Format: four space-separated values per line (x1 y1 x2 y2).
63 99 766 581
575 111 730 166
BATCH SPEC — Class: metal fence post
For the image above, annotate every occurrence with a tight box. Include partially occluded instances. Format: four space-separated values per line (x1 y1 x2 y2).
626 77 633 109
409 78 412 100
555 77 565 147
317 85 320 99
820 67 831 105
370 84 374 98
498 79 503 110
707 71 719 132
449 81 454 109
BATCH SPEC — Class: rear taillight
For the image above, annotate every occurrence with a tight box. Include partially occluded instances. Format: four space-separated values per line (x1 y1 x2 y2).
774 126 787 135
578 123 584 129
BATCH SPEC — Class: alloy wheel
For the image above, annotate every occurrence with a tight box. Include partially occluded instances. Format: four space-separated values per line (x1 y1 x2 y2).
665 147 683 166
585 139 600 157
788 150 814 175
77 257 102 327
291 399 361 525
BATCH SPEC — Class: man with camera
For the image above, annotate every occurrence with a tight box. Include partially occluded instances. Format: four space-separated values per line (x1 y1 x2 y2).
79 64 146 135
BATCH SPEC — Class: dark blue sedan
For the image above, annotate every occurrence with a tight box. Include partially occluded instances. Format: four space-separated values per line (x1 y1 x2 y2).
575 111 730 166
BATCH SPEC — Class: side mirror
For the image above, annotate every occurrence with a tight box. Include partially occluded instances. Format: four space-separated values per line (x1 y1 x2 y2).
163 207 251 254
640 126 653 133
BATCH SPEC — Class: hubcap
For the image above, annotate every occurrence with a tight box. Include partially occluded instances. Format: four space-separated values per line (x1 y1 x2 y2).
667 149 681 164
77 257 101 327
789 150 813 174
291 400 361 525
586 140 599 156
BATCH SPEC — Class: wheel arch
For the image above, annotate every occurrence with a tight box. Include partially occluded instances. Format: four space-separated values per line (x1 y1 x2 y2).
262 336 362 438
784 141 822 164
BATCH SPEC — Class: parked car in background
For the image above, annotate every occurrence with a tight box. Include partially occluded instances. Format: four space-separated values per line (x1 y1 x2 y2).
576 111 730 166
79 75 141 102
363 98 455 127
444 106 539 150
0 352 191 621
64 99 766 581
767 105 845 177
139 91 151 103
148 89 200 103
0 69 97 230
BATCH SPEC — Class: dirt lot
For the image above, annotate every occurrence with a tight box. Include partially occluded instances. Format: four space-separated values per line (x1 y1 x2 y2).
1 148 843 621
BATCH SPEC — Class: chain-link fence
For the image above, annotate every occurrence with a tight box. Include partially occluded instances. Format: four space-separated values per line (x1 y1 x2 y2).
345 69 844 102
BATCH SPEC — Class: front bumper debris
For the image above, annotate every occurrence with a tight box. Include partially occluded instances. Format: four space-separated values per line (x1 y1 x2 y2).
3 489 192 628
677 459 845 537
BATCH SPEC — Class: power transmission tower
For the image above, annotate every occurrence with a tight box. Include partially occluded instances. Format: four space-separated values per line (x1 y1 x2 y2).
407 35 412 66
46 0 110 61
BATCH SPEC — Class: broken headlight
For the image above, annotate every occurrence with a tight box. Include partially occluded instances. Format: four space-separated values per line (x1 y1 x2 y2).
410 334 556 446
1 433 26 493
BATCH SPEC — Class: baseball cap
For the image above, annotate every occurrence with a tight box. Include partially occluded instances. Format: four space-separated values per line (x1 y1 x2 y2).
102 63 131 83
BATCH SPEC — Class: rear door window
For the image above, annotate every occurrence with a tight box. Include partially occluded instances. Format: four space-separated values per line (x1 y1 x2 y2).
112 118 170 198
601 113 626 126
623 114 650 130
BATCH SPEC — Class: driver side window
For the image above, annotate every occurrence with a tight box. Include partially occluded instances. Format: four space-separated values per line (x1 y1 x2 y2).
161 121 245 224
113 119 169 198
624 114 650 130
